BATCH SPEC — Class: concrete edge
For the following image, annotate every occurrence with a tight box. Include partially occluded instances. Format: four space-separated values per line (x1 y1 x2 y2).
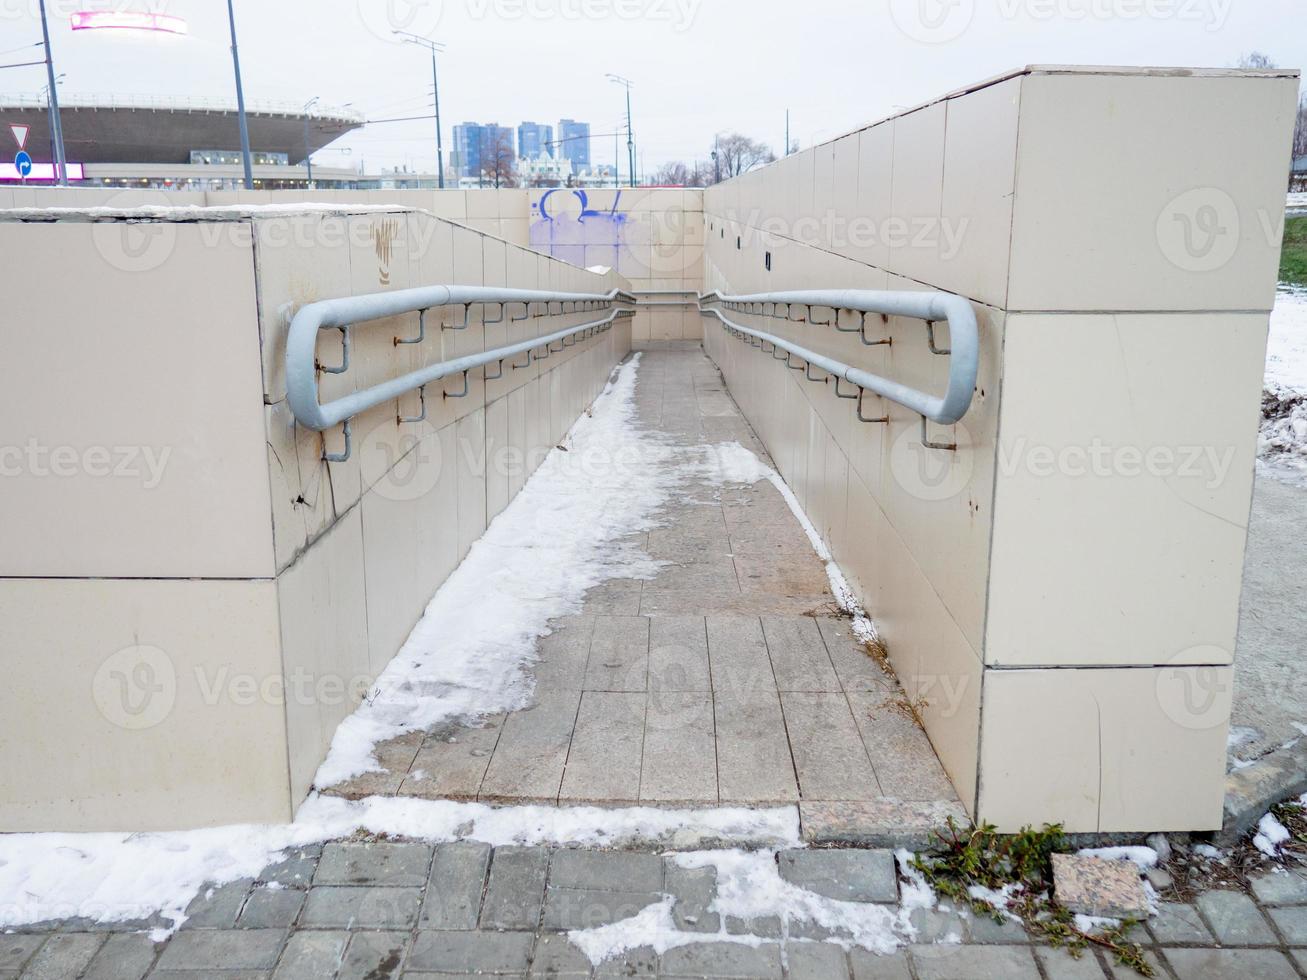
1220 739 1307 845
799 799 971 852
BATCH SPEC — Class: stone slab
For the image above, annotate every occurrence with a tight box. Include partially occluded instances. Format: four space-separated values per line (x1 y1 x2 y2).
1051 854 1149 919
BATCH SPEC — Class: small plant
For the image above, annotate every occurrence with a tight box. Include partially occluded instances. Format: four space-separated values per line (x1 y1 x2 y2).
1273 800 1307 854
857 637 931 730
912 818 1153 977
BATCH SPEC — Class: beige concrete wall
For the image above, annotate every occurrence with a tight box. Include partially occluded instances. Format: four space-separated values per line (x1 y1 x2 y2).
526 187 704 343
0 205 630 831
3 186 705 343
702 65 1298 832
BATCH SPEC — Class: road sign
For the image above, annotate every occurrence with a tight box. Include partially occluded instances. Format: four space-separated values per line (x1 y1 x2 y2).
14 151 32 179
9 124 28 150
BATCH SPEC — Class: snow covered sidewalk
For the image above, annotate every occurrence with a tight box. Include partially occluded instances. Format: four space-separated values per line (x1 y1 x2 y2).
0 345 959 942
314 344 959 825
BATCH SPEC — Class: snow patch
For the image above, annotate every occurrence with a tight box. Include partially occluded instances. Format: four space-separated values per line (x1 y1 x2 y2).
965 882 1023 921
697 442 878 645
1074 912 1121 933
1254 812 1292 857
0 796 799 935
1260 288 1307 485
1076 846 1158 870
312 354 676 788
568 849 916 965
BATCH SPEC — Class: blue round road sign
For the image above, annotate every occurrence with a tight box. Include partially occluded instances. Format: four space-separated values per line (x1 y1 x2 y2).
14 150 32 178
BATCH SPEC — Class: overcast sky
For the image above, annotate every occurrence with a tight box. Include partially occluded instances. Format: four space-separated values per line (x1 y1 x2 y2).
3 0 1304 176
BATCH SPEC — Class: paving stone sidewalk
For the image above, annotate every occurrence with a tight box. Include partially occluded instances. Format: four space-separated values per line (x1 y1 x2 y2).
10 840 1307 978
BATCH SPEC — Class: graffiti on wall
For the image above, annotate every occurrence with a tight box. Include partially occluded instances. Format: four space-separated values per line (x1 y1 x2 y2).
529 188 642 276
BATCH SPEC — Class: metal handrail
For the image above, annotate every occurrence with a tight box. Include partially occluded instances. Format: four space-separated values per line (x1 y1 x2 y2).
632 288 700 307
286 286 635 457
699 288 978 449
631 288 699 306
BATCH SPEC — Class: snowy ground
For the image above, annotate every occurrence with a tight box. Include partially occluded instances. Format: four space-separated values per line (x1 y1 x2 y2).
0 351 888 946
1259 288 1307 487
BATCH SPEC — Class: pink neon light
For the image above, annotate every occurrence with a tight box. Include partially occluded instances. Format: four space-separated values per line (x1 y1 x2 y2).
0 162 85 181
69 11 188 34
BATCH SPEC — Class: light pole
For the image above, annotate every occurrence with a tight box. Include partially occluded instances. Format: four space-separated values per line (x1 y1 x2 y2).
606 73 635 188
394 31 446 189
225 0 253 190
36 0 67 185
302 96 318 187
41 72 64 173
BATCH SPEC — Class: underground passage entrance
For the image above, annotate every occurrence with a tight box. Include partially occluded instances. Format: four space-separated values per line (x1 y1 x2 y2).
317 345 963 831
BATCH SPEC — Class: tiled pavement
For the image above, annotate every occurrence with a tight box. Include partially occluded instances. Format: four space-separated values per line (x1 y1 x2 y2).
321 344 961 819
11 841 1307 978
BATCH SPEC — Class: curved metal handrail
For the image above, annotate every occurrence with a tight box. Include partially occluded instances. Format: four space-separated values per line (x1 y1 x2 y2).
286 286 635 448
699 288 978 427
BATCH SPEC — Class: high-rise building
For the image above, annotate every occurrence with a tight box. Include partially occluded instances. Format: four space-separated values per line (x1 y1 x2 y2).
517 122 554 160
450 122 483 179
556 119 590 174
451 122 515 179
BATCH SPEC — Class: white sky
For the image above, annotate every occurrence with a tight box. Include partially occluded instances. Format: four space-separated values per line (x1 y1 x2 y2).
1 0 1304 176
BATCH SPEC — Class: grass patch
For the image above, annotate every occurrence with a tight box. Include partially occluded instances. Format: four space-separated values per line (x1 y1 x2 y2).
1282 216 1307 287
912 819 1153 976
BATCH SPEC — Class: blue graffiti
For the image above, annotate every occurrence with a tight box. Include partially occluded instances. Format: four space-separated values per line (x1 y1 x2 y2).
535 187 623 222
531 188 639 274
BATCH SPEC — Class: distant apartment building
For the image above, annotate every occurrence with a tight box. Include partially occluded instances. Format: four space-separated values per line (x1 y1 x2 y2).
517 122 554 160
451 122 514 179
556 119 591 174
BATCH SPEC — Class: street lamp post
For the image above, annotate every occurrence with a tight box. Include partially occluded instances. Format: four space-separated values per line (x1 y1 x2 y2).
606 73 635 188
225 0 253 190
394 31 446 189
41 72 64 174
303 96 318 187
36 0 67 186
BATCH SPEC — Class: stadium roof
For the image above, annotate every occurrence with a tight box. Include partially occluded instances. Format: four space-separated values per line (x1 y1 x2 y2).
0 94 364 164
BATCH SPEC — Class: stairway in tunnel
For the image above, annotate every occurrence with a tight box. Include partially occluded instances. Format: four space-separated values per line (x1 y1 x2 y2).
320 344 959 818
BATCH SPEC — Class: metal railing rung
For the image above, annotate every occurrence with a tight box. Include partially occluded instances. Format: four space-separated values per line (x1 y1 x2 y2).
286 285 636 460
699 288 978 449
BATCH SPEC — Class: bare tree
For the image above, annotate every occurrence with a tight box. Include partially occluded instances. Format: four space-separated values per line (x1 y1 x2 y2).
1295 94 1307 161
478 131 518 188
652 161 691 186
688 161 714 187
1238 51 1277 69
713 133 776 180
649 159 716 187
